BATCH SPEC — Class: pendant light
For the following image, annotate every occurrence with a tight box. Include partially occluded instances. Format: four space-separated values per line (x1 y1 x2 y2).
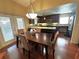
26 0 37 19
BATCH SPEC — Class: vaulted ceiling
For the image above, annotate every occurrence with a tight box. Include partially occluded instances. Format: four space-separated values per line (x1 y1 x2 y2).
11 0 76 15
12 0 36 7
37 3 77 16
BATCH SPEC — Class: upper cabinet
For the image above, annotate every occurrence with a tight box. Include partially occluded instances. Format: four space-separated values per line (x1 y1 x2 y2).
37 14 59 23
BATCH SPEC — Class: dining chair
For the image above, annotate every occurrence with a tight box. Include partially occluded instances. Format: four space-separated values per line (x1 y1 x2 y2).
40 31 59 59
19 34 31 59
19 33 42 59
51 31 59 45
18 29 25 34
16 29 25 48
49 31 59 59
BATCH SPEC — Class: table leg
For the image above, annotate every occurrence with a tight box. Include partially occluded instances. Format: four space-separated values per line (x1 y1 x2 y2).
45 46 48 59
16 36 19 48
53 49 55 59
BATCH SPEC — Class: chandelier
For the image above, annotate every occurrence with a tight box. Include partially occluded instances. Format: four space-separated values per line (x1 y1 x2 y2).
26 0 37 19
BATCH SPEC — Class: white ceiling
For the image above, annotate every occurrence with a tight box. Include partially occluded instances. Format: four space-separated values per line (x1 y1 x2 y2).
12 0 36 7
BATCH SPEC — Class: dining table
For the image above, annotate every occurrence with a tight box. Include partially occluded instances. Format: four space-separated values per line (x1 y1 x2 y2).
25 32 53 59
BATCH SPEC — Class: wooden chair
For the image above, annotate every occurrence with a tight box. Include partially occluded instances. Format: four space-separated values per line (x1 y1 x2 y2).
49 31 59 59
41 31 59 59
51 31 59 45
19 34 30 59
16 29 25 48
19 34 40 59
18 29 25 35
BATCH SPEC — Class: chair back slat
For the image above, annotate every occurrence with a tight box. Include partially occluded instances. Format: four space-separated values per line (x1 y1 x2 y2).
51 31 59 46
18 29 25 35
19 34 29 50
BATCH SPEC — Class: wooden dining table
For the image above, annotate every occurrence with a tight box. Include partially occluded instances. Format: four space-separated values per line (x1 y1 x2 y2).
25 32 53 59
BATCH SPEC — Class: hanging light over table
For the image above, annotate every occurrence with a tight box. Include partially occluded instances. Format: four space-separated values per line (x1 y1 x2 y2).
26 0 37 19
26 13 37 19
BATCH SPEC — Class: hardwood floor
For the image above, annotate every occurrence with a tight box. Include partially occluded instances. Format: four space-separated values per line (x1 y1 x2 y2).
0 37 79 59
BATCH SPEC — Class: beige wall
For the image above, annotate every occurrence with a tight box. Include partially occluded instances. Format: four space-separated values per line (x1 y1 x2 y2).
70 0 79 44
0 0 29 37
0 0 27 16
0 28 4 45
0 0 29 30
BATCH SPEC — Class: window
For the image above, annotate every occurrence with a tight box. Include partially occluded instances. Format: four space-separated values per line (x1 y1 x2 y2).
0 17 14 42
16 18 25 29
59 16 69 24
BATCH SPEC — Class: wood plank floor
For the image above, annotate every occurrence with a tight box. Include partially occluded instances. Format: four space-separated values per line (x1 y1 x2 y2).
0 37 79 59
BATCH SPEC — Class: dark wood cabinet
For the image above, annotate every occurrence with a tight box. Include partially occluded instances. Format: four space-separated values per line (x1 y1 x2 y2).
37 14 59 23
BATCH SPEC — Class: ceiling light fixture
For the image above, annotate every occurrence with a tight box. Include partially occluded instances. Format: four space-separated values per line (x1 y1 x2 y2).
26 0 37 19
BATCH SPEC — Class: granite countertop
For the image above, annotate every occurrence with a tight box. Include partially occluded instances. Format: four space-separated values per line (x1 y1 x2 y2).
29 26 57 29
29 24 68 29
